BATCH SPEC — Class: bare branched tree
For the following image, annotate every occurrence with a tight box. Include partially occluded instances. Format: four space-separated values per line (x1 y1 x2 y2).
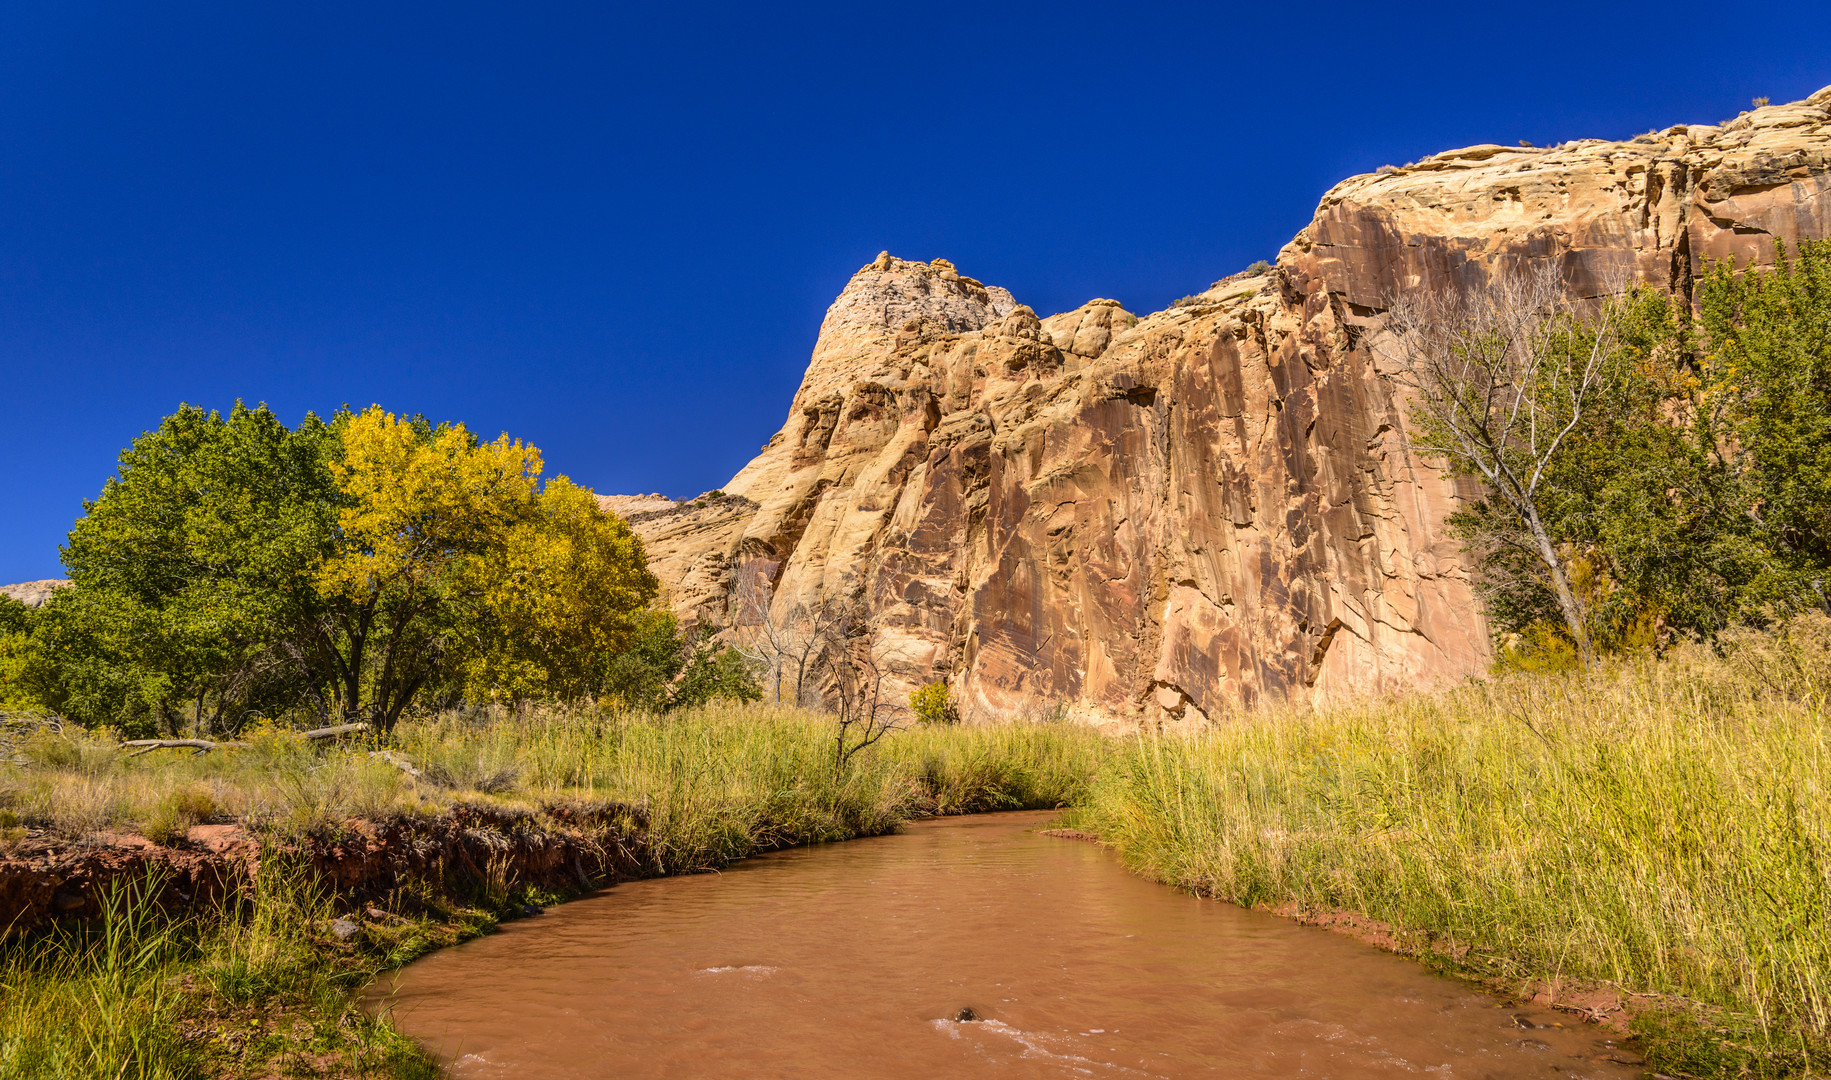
730 573 850 708
730 570 795 703
730 572 909 771
1381 262 1626 664
813 597 905 776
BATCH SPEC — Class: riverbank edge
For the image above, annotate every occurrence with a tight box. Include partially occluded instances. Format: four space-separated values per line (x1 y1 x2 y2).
2 798 654 937
7 797 1070 1078
1036 827 1811 1080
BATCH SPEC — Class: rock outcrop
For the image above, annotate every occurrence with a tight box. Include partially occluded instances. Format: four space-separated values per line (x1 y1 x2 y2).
0 580 68 608
623 89 1831 728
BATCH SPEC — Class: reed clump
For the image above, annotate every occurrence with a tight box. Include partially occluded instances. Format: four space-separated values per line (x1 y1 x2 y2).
0 865 440 1080
1 704 1102 850
1079 616 1831 1076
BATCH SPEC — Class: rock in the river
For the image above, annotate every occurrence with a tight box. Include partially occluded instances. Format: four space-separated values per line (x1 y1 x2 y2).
619 88 1831 729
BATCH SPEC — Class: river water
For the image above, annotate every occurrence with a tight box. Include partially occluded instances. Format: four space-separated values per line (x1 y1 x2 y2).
371 811 1638 1078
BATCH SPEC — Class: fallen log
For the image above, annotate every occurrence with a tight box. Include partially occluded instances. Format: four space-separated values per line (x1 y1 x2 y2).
120 721 371 756
298 722 373 740
368 749 423 779
121 739 249 757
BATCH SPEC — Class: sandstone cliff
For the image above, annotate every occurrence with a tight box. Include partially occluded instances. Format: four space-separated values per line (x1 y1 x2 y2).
621 88 1831 728
0 580 68 609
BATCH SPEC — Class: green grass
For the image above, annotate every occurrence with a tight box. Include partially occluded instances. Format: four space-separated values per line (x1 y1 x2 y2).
1078 617 1831 1077
0 706 1105 1078
0 863 442 1080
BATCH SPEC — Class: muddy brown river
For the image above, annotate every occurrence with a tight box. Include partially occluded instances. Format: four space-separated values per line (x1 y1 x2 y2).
371 811 1639 1078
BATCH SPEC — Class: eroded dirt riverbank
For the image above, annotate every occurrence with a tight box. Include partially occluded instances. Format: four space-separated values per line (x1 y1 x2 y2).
372 811 1640 1078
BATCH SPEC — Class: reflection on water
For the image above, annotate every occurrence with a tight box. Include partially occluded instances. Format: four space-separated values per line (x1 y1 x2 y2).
371 811 1637 1078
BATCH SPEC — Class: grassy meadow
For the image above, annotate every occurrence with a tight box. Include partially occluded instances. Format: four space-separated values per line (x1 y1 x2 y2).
2 704 1101 868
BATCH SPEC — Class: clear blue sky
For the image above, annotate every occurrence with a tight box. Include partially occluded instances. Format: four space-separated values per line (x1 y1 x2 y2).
3 1 1828 582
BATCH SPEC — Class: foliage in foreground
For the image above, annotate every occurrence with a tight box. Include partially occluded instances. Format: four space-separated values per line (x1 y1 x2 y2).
0 708 1104 1078
1079 615 1831 1077
0 864 442 1080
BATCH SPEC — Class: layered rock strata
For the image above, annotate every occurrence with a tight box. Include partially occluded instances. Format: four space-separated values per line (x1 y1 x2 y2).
623 89 1831 728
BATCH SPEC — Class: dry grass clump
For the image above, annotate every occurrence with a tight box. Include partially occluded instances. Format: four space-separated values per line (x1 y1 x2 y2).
1 721 428 839
1080 615 1831 1076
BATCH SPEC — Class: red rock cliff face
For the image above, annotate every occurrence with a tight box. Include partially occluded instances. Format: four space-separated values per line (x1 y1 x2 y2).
624 88 1831 728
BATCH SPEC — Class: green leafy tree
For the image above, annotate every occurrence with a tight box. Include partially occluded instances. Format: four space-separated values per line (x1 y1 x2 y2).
601 610 761 713
1697 239 1831 606
45 403 339 733
0 596 58 713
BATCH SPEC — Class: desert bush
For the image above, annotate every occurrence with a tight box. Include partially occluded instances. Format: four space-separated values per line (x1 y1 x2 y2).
909 682 956 725
142 785 219 845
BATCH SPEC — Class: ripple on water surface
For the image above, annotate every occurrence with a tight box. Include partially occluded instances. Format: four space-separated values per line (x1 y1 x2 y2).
369 811 1639 1079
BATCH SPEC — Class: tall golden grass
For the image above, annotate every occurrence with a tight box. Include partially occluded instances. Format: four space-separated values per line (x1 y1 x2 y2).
1079 617 1831 1074
2 703 1100 850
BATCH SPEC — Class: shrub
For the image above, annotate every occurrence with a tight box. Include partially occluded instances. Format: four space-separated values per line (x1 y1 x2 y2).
600 610 762 713
909 682 957 725
143 786 219 845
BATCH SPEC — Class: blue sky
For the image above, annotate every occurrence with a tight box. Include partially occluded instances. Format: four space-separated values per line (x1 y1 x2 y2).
3 1 1828 582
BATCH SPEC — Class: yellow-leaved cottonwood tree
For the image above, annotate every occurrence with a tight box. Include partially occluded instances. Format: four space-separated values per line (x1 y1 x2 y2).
310 406 660 725
459 476 659 702
307 407 547 728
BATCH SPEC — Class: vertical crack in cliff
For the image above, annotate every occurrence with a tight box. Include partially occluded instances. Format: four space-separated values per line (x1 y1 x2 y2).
1133 383 1178 719
1672 163 1696 309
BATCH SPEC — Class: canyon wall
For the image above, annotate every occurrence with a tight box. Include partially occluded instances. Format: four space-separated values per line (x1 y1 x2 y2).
619 88 1831 728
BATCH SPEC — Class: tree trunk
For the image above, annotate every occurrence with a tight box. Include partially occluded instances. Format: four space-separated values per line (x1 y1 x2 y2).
1523 507 1595 665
